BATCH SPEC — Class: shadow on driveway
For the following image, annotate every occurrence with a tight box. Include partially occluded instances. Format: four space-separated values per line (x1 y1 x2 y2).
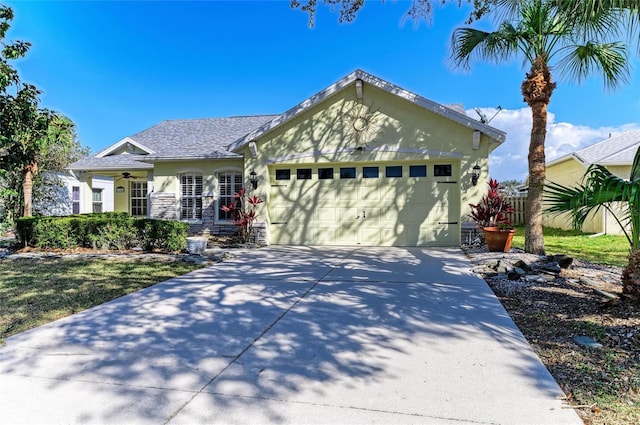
0 246 582 424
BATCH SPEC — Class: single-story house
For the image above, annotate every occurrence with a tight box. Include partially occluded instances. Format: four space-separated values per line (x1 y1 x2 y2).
33 172 114 216
67 69 506 246
544 129 640 235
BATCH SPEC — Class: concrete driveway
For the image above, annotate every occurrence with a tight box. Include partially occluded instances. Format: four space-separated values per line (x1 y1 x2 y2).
0 246 582 424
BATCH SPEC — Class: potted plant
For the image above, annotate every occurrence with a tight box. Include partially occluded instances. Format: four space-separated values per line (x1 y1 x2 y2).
469 178 516 252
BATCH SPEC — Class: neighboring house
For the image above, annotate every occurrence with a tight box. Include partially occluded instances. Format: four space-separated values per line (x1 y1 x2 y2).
34 172 114 216
544 129 640 235
67 69 505 246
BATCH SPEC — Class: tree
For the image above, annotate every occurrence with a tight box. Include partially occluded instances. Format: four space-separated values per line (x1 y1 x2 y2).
290 0 499 27
498 179 524 197
545 146 640 298
0 4 82 219
450 0 630 255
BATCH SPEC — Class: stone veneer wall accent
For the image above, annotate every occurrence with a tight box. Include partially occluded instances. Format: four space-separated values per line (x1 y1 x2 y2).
150 192 177 220
188 194 215 236
251 221 268 245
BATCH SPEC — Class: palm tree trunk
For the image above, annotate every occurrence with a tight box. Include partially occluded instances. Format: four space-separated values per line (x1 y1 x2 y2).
522 56 556 255
622 249 640 298
22 161 37 217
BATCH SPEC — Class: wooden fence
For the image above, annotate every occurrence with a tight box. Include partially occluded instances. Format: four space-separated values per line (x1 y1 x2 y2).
505 196 528 225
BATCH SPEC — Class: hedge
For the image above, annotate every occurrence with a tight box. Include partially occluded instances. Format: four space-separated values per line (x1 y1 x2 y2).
16 213 189 253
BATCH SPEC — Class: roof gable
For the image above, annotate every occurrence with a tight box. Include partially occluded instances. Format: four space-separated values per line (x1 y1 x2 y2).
95 137 155 158
227 69 505 152
574 129 640 165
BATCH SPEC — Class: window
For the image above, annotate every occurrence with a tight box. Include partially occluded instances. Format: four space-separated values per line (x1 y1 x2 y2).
275 169 291 180
218 171 243 221
318 168 333 180
434 164 452 177
363 166 379 178
72 186 80 214
92 188 103 213
181 172 203 220
340 167 356 179
130 182 148 216
410 165 427 177
297 168 312 180
385 166 403 178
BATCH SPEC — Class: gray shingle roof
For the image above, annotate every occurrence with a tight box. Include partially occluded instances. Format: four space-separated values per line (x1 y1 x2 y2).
573 129 640 165
68 115 279 171
131 115 278 160
67 154 154 171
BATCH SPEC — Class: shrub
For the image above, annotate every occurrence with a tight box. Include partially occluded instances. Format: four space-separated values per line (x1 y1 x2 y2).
15 214 188 253
134 219 188 252
33 217 78 249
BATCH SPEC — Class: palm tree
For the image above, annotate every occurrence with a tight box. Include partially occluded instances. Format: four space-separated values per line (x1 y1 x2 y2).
450 0 630 255
545 146 640 298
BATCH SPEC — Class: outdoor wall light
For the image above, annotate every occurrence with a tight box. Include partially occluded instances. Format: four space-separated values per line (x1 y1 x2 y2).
471 163 481 186
116 186 125 193
249 170 258 189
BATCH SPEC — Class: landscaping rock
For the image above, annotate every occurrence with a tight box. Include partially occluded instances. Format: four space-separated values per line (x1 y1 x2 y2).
542 262 562 273
573 335 603 349
507 270 522 281
514 259 531 271
495 260 511 274
547 254 574 269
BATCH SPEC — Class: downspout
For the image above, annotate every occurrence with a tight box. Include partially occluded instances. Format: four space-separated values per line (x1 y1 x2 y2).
588 209 607 238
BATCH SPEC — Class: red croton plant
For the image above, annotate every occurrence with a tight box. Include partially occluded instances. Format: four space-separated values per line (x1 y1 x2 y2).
221 188 264 243
469 178 515 229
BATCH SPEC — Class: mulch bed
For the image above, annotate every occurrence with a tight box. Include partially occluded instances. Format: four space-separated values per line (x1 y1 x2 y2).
464 246 639 425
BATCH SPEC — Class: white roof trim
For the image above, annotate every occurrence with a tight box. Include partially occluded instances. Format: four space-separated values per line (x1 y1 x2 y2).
95 137 155 158
228 69 506 152
265 146 463 164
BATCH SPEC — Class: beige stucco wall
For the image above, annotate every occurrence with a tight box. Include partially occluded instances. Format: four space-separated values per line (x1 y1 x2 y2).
240 81 496 245
544 158 631 234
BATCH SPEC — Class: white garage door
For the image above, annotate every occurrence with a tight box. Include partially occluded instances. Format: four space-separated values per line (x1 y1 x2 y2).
268 163 460 246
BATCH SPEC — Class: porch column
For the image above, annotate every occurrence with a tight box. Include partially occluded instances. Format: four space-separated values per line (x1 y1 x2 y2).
146 171 154 217
77 172 93 214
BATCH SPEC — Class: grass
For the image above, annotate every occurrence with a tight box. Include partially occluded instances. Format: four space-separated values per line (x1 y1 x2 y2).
510 225 629 267
0 256 204 341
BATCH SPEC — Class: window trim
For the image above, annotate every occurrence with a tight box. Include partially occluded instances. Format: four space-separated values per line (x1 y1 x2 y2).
409 165 427 177
340 167 356 179
91 188 103 213
275 169 291 180
216 169 244 222
385 165 403 178
130 181 148 217
179 171 204 222
72 186 80 215
434 164 453 177
296 168 312 180
363 166 379 179
318 167 334 180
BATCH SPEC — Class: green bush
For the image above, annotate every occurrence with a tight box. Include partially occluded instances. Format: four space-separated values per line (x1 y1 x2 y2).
15 214 188 253
33 218 78 249
134 219 188 252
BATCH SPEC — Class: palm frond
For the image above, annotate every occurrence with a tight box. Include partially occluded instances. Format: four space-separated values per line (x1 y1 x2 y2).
450 26 518 69
557 41 629 89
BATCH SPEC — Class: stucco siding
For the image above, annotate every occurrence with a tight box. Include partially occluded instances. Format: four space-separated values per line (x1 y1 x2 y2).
246 82 490 246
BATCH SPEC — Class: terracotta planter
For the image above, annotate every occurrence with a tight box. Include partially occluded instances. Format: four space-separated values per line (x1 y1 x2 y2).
482 226 516 253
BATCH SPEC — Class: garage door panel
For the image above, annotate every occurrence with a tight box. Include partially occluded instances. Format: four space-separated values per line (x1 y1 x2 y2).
268 163 460 246
316 207 338 222
359 185 382 202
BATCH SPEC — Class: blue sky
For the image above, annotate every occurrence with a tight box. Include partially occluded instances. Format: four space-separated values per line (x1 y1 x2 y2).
5 0 640 181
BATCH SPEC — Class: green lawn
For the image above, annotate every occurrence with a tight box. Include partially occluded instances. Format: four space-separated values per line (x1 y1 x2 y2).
0 256 204 341
510 226 629 267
